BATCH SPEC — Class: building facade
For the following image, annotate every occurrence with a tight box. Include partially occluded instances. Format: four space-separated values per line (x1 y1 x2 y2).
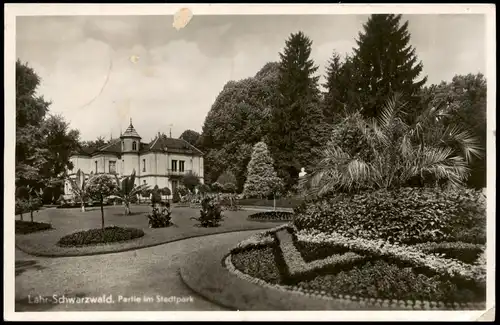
64 120 204 197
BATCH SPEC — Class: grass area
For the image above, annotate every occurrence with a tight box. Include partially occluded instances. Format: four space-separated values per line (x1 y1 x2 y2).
15 220 52 235
15 205 287 257
58 226 145 247
238 197 303 209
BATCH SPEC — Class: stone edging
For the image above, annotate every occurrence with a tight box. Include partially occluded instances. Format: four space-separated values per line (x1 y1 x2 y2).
225 249 485 311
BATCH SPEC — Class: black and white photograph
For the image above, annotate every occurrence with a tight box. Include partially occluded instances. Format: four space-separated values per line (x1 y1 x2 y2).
4 3 495 322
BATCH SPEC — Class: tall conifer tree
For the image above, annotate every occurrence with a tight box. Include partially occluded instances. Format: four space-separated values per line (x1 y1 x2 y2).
352 14 427 119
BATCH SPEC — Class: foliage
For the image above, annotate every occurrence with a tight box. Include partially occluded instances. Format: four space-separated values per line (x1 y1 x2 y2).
293 187 486 245
298 259 484 303
247 211 294 221
222 182 237 193
217 170 237 187
182 171 201 193
57 226 144 247
15 220 52 234
147 204 172 228
85 174 118 230
66 169 92 212
172 190 181 203
267 31 329 189
422 73 487 188
15 185 43 222
191 197 225 227
113 169 149 215
351 14 427 120
201 62 280 189
160 187 171 196
307 94 483 195
179 129 201 147
196 183 211 195
16 60 80 196
210 181 224 193
150 185 162 206
243 141 284 198
412 242 484 264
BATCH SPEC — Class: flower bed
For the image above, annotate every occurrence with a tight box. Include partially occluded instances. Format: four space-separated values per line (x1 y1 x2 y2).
227 223 486 309
57 226 144 247
15 220 52 235
247 211 294 222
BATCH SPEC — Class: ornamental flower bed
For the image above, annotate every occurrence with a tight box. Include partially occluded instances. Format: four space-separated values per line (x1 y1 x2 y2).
227 222 486 309
247 211 294 222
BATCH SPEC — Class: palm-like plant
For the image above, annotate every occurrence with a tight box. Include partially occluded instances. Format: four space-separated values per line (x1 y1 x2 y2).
114 169 150 215
66 169 93 212
308 93 483 197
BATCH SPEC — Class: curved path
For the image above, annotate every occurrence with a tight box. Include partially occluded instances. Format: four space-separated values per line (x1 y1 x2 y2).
15 230 262 311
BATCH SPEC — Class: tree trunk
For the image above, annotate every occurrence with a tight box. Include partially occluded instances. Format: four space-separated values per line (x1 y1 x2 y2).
273 194 276 211
30 210 34 223
125 202 131 215
81 201 86 212
100 195 105 230
20 212 23 221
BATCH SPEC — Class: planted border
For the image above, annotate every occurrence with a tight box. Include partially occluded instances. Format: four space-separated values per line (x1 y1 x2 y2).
57 226 145 247
247 211 294 222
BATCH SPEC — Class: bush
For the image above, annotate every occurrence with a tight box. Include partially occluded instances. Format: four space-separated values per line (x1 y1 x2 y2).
15 220 52 234
172 190 181 203
57 226 144 247
248 211 294 222
293 187 486 245
147 205 172 228
413 242 484 264
191 197 224 227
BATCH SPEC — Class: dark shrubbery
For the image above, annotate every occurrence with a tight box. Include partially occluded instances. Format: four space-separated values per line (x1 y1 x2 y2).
147 203 172 228
57 226 144 247
191 197 224 227
172 190 181 203
248 211 294 221
297 259 485 303
414 242 484 264
15 220 52 234
231 247 282 284
294 187 486 245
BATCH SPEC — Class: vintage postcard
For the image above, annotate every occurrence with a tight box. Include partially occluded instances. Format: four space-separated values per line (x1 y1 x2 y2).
4 3 496 322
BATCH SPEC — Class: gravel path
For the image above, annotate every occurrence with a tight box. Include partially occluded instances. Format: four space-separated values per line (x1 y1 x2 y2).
15 230 262 311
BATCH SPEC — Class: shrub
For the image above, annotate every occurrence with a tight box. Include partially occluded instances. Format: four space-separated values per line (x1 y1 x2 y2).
57 226 144 246
147 204 172 228
248 211 294 222
412 242 484 264
231 247 282 284
191 197 224 227
293 187 486 245
172 190 181 203
15 220 52 234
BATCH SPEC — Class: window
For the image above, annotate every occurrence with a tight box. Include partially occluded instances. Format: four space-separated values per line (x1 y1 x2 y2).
142 159 146 172
179 160 185 172
109 161 116 174
143 180 146 185
95 161 98 173
132 141 137 151
171 160 177 172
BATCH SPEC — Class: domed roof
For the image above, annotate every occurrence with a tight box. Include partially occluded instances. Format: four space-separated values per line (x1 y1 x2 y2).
120 118 141 139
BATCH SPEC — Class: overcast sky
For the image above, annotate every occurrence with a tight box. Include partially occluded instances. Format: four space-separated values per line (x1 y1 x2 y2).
16 14 486 142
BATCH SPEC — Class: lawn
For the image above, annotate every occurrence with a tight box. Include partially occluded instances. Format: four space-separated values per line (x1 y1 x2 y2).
15 205 287 257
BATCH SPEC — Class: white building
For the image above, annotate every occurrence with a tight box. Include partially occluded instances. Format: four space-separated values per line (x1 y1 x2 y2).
64 119 204 196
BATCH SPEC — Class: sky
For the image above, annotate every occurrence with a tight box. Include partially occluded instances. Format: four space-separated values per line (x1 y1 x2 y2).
16 14 486 142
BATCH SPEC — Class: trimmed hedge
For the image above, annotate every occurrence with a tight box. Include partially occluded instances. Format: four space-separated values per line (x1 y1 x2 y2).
57 226 144 247
412 242 484 264
296 259 485 303
15 220 52 234
294 187 486 245
248 211 294 222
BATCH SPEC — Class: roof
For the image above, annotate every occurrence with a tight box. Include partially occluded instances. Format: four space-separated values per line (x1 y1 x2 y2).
73 135 204 158
121 120 141 138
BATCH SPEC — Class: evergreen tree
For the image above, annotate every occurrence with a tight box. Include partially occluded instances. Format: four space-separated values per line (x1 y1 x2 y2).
352 14 427 120
243 142 283 199
267 31 327 189
322 51 344 123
